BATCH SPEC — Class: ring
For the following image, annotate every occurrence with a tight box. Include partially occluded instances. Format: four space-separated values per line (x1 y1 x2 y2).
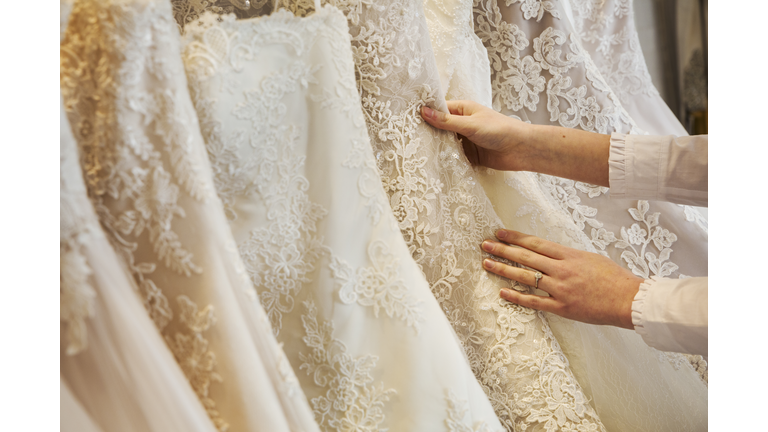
533 271 542 289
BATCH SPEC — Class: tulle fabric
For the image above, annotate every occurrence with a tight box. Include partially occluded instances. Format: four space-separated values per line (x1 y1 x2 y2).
61 379 105 432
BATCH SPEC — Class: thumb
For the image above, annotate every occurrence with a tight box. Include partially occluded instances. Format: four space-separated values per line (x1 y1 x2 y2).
421 106 472 136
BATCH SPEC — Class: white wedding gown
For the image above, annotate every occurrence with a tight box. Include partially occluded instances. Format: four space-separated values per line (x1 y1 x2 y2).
61 2 219 430
61 1 320 430
275 0 611 430
180 3 505 430
462 0 707 430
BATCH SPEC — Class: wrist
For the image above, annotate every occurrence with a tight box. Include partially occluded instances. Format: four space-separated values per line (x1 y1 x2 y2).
619 276 643 330
507 122 543 172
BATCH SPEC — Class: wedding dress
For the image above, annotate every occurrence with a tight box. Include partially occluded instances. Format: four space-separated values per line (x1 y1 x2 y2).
268 0 611 430
61 92 220 432
61 2 219 430
179 3 505 430
457 0 708 430
61 1 320 431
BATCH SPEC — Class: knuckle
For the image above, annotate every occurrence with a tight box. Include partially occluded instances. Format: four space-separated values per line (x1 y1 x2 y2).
529 238 543 250
518 250 531 262
526 296 541 310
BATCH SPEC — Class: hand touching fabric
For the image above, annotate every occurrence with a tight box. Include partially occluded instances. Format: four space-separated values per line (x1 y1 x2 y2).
481 229 643 329
421 101 612 187
421 102 529 171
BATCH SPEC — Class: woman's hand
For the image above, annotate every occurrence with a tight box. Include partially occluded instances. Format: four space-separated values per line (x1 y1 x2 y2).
481 229 643 329
421 100 612 187
421 100 531 171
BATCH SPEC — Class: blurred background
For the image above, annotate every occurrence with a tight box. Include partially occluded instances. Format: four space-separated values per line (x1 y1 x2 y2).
634 0 708 134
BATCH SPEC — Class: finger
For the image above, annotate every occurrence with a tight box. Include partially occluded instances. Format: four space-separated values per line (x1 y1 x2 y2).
495 229 565 260
421 105 472 136
481 240 554 274
483 258 551 293
446 100 478 116
499 288 558 312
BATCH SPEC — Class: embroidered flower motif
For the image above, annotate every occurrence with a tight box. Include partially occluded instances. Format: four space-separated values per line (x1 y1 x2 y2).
625 223 646 245
299 301 395 431
506 55 546 111
331 241 423 330
651 226 677 250
166 296 227 431
441 189 491 250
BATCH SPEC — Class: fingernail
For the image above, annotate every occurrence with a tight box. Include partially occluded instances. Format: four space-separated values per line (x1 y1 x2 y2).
481 241 494 252
496 229 507 240
483 259 495 269
422 106 435 120
500 288 512 299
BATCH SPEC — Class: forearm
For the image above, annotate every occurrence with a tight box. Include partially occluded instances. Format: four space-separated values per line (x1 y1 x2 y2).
517 124 610 187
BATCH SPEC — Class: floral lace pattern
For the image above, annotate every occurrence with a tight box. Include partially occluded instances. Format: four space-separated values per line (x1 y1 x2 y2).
445 391 495 432
165 296 228 431
331 241 423 330
273 0 607 430
299 301 396 431
569 0 658 103
61 1 227 428
469 0 708 410
472 0 639 134
181 6 507 431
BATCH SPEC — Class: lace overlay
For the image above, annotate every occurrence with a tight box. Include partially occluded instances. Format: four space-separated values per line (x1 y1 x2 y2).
457 1 708 428
299 301 396 431
62 2 322 431
565 0 689 140
181 6 504 431
569 0 657 103
271 0 610 430
61 1 229 427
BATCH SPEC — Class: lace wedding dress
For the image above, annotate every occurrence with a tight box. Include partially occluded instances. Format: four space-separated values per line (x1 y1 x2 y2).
266 0 613 430
460 0 707 430
61 93 220 432
61 2 219 430
61 1 320 431
179 3 505 430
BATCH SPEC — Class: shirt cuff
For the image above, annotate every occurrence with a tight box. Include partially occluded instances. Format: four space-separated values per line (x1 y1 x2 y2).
632 276 708 357
631 277 654 343
607 132 628 198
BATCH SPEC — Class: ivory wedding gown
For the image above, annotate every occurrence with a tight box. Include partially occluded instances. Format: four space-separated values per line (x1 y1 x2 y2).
271 0 611 430
275 0 706 430
180 3 505 430
61 2 220 430
61 1 320 430
461 0 708 430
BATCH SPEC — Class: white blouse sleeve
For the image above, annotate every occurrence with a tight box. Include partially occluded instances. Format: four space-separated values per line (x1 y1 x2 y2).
608 133 708 206
631 277 708 357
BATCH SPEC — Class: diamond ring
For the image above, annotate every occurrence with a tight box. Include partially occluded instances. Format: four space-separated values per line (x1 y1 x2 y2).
533 271 542 289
